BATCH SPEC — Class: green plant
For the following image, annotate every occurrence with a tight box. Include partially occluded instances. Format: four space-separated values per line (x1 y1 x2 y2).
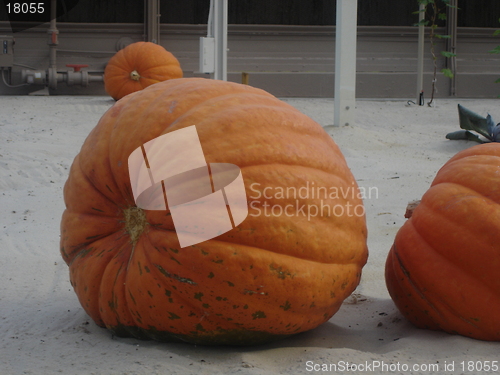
415 0 457 106
489 18 500 88
446 104 500 143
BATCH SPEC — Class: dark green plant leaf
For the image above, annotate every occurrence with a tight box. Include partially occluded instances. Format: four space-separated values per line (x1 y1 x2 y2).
436 34 452 39
486 115 500 142
445 130 484 143
457 104 492 140
491 125 500 142
489 46 500 54
441 68 454 78
495 78 500 83
438 13 447 20
493 30 500 36
441 51 456 58
414 20 429 26
486 114 495 133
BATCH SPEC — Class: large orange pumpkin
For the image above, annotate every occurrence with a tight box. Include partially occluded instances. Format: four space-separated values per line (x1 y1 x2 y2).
60 78 368 345
385 143 500 341
103 41 183 101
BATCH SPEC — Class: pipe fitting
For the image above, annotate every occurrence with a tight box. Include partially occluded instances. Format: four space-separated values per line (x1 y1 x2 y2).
48 67 58 89
21 68 104 88
47 29 59 46
65 70 89 86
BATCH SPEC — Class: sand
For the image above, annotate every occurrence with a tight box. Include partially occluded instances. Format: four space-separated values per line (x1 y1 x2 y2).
1 94 499 375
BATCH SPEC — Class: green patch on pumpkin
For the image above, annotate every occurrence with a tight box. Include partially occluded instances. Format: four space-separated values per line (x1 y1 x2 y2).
280 301 292 311
252 311 266 320
168 312 181 320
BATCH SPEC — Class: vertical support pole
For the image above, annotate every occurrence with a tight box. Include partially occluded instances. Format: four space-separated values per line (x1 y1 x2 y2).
334 0 357 127
212 0 228 81
416 2 425 105
446 0 458 96
144 0 160 44
47 0 58 89
242 72 249 84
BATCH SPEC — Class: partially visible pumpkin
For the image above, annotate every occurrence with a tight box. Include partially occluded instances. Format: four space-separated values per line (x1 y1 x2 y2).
61 77 368 346
103 41 183 100
385 143 500 341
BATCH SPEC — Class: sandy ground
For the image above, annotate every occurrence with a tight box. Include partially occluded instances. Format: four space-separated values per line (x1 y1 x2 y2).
1 94 499 375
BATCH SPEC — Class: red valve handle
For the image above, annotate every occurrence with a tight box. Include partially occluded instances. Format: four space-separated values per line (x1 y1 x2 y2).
66 64 89 72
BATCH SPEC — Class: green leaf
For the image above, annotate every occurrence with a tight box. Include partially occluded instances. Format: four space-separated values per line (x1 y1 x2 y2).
441 68 454 78
441 51 457 58
438 13 447 20
436 34 452 39
414 20 429 26
457 104 492 140
446 130 484 143
493 30 500 36
489 46 500 54
494 78 500 83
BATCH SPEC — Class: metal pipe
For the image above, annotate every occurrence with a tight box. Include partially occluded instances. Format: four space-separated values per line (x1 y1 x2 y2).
446 0 458 96
144 0 160 43
416 2 425 105
207 0 214 38
60 70 104 86
211 0 227 81
22 68 104 87
88 73 104 83
334 0 358 127
47 0 59 89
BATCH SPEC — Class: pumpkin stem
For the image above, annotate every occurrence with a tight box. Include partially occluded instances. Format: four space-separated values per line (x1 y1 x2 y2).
123 206 147 244
130 70 141 81
404 200 421 219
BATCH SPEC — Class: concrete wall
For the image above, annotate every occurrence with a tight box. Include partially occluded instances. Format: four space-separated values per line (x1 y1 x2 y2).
1 22 499 98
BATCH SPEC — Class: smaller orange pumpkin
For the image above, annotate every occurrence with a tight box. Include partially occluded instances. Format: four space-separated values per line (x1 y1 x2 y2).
104 41 183 100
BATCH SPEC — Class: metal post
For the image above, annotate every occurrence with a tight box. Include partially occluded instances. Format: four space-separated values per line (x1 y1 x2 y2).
47 0 58 89
416 2 425 105
446 0 457 96
144 0 160 44
212 0 228 81
334 0 357 127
